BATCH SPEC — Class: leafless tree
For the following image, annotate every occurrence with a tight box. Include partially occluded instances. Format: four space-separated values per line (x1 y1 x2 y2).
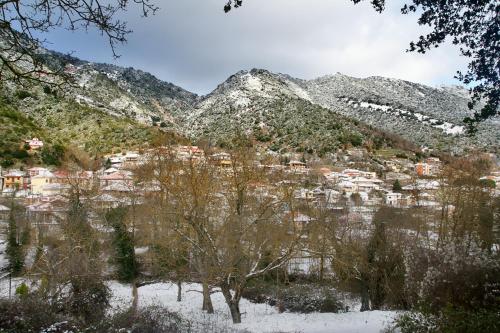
0 0 157 85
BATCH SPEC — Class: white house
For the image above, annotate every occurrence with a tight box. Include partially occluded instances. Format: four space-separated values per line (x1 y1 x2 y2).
385 192 403 206
25 138 44 150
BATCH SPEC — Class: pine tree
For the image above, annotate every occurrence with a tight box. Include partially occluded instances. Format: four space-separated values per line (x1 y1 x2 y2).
106 207 138 282
392 179 402 192
6 210 24 276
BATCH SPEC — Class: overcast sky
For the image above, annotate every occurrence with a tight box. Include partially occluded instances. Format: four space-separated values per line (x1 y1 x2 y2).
43 0 468 95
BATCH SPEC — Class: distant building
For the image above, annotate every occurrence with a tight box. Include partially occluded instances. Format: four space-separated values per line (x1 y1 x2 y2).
210 152 232 168
25 138 44 150
27 167 49 177
415 163 431 176
288 160 307 172
385 192 403 207
31 170 57 195
3 170 28 191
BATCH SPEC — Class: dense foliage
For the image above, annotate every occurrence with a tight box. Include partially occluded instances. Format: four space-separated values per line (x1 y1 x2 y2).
106 207 139 283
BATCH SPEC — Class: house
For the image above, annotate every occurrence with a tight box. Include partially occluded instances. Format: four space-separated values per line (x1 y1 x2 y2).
288 160 306 172
415 163 430 176
385 192 403 207
26 196 69 238
30 170 57 195
3 170 28 191
342 169 377 179
324 189 341 203
351 177 383 192
92 193 128 209
415 163 440 176
337 180 356 194
54 170 94 190
294 188 315 200
103 167 120 175
177 146 204 160
287 211 314 232
100 170 133 187
27 167 49 177
25 138 44 150
210 152 232 168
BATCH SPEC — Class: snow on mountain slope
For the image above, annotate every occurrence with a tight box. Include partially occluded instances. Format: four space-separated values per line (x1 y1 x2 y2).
8 40 499 153
298 73 498 152
185 69 368 154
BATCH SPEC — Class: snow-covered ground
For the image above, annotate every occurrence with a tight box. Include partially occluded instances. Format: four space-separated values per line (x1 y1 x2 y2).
110 282 398 333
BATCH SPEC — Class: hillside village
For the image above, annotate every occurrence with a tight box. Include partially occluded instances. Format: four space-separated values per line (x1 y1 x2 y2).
2 137 499 277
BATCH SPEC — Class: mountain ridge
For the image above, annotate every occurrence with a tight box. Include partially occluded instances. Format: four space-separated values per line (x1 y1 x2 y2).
2 47 499 155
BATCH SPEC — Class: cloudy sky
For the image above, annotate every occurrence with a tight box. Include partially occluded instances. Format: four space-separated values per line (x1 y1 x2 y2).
44 0 468 95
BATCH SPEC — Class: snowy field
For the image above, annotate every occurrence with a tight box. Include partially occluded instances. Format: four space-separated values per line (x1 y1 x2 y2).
110 282 398 333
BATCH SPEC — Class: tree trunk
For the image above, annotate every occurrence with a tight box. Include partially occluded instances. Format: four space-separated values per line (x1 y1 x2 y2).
176 279 182 302
228 301 242 324
202 281 214 313
360 278 370 312
131 280 139 313
319 254 324 281
220 284 242 324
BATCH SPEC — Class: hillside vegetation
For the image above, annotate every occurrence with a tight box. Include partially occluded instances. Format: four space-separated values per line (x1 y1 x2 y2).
0 85 158 167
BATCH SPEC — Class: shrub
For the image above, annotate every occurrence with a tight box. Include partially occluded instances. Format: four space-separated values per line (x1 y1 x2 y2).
0 297 185 333
394 307 500 333
243 282 345 313
41 144 65 166
15 90 31 100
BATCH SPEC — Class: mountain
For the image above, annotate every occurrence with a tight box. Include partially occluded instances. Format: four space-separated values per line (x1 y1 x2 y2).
187 69 498 154
185 69 372 154
39 51 198 128
1 43 498 159
298 73 499 152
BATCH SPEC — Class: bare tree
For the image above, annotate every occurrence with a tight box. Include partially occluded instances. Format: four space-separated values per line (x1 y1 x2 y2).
0 0 157 84
145 145 303 323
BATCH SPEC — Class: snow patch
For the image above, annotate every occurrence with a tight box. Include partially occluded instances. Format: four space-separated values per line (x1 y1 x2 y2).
109 281 397 333
349 99 464 136
229 90 251 107
287 81 312 101
242 73 263 91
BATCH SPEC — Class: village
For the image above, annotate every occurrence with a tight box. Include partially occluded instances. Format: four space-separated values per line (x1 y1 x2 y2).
2 138 499 278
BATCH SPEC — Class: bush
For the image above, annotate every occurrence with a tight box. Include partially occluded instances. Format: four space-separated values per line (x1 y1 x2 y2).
41 144 65 166
0 296 71 333
394 307 500 333
0 297 185 333
404 243 500 311
243 282 345 313
15 90 31 100
102 306 185 333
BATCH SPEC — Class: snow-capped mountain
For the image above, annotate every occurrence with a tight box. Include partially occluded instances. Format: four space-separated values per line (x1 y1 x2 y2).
185 69 368 154
299 73 498 149
187 69 498 153
40 51 199 128
4 43 499 154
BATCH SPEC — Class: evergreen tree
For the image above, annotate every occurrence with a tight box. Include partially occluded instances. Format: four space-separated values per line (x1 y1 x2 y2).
104 158 112 170
392 179 402 192
6 210 23 275
106 207 138 282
